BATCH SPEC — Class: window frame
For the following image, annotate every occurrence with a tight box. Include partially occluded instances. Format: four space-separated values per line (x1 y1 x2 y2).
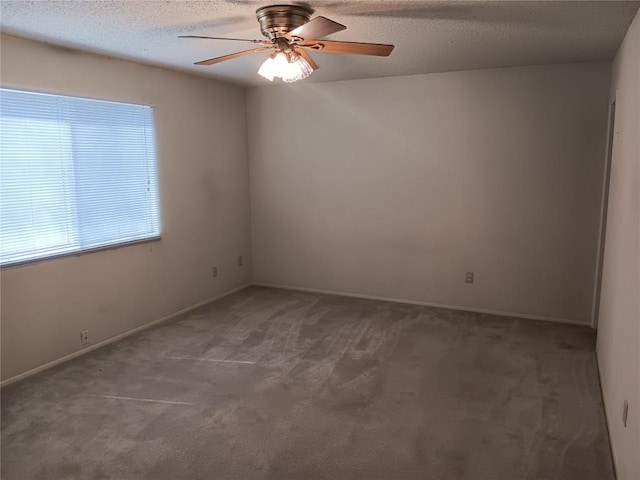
0 87 162 269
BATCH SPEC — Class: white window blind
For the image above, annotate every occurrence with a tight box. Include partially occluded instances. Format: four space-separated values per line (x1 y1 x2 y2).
0 88 160 266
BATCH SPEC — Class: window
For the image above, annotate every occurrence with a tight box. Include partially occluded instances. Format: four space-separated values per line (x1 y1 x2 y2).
0 88 160 266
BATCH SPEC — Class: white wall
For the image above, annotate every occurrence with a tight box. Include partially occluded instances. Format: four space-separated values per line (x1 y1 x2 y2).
596 10 640 480
0 35 251 382
248 62 611 324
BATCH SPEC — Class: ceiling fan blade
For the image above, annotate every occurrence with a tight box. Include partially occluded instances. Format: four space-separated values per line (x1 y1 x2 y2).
297 48 319 71
285 16 346 41
301 40 394 56
180 35 271 45
194 47 273 66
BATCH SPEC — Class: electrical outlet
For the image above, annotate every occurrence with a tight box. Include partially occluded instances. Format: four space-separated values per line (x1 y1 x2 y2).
81 330 89 345
465 272 474 284
212 266 218 278
623 399 628 428
238 255 243 267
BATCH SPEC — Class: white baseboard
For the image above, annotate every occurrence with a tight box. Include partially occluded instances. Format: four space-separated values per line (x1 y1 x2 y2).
2 281 586 388
252 282 587 326
1 283 251 388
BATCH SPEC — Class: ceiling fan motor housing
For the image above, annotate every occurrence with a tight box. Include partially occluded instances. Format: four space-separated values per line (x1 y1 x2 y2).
256 5 313 40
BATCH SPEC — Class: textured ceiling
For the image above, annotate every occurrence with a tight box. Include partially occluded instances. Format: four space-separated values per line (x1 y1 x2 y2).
1 1 639 86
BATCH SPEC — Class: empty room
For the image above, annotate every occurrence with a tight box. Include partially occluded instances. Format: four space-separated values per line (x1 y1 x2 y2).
1 1 638 479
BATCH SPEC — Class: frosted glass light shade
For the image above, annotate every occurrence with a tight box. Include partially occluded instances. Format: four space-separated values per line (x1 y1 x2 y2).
258 52 313 83
257 56 276 81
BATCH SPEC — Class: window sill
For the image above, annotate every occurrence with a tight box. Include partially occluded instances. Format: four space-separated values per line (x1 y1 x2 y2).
1 236 162 270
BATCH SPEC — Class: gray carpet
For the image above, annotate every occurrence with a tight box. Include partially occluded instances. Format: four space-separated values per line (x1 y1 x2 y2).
1 286 614 480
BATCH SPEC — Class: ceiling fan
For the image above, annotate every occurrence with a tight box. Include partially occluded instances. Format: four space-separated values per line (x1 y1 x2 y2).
180 4 395 83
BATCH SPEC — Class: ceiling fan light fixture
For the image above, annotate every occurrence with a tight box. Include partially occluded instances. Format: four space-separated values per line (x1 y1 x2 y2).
184 4 394 79
258 51 313 83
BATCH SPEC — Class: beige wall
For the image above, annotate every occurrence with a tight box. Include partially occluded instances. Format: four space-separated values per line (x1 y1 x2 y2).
1 33 624 421
248 62 611 324
596 10 640 480
0 35 251 382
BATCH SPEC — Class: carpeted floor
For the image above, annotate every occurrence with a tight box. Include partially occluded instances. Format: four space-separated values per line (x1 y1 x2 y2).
1 286 614 480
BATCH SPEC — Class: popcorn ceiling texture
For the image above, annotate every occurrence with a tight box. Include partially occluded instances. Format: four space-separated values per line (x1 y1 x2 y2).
1 0 639 86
